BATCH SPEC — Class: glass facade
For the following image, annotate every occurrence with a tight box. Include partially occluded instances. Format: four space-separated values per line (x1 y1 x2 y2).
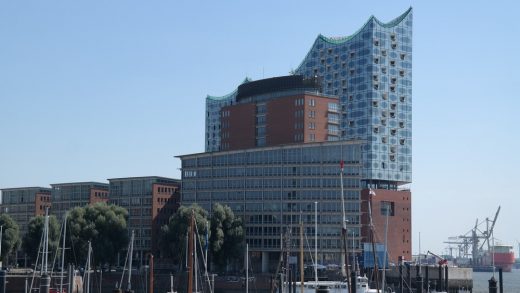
204 9 412 184
295 8 413 183
180 140 363 265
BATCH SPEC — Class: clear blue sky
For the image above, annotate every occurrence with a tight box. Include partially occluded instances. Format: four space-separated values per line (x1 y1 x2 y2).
1 1 519 255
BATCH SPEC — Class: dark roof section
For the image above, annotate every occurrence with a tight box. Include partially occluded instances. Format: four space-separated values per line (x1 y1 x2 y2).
107 176 180 184
236 75 321 101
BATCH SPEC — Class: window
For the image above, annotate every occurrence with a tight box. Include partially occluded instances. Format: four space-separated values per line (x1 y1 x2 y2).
374 57 379 64
309 133 316 142
350 69 355 75
350 52 355 58
390 103 397 110
382 93 388 100
372 101 378 107
349 95 353 101
309 111 316 118
373 127 379 134
390 112 396 118
374 84 379 90
399 70 405 77
390 85 396 92
374 39 379 46
391 43 397 49
373 75 378 81
382 137 387 143
349 120 355 127
399 121 405 128
390 60 396 67
342 62 346 68
342 80 347 86
391 77 397 85
399 139 405 145
314 69 318 75
309 99 316 107
381 119 386 126
400 96 406 102
309 122 316 129
381 201 395 216
390 34 396 42
381 50 387 56
321 59 325 65
334 72 338 79
390 146 396 153
382 67 387 74
390 154 396 161
328 48 332 54
390 129 397 136
335 56 339 62
400 53 406 60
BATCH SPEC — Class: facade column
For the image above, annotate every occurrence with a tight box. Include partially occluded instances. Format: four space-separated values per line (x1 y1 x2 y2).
262 251 269 273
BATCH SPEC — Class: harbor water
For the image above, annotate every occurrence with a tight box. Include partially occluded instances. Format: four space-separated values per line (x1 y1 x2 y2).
472 269 520 293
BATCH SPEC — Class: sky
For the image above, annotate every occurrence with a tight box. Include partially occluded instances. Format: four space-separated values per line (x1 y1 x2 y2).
0 1 519 256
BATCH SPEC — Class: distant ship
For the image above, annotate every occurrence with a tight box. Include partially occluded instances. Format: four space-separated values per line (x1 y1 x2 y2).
475 244 516 272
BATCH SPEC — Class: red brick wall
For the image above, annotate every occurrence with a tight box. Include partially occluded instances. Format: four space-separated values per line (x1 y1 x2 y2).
360 189 412 263
221 103 256 150
151 183 181 253
266 95 301 146
34 192 51 216
90 188 109 204
303 95 338 142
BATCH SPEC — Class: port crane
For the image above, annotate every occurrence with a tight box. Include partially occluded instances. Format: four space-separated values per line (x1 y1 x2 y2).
443 206 501 264
427 250 448 266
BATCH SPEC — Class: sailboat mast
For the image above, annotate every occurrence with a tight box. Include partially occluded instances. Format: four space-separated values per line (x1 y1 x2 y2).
381 204 389 291
339 161 352 293
127 230 135 291
60 213 67 293
367 196 380 292
300 217 304 293
314 202 318 287
86 241 92 293
246 243 249 293
187 211 194 293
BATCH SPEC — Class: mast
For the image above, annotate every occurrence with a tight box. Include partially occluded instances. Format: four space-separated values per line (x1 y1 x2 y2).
127 230 135 291
339 160 352 293
85 241 92 293
300 215 304 293
314 202 318 287
246 243 249 293
381 203 389 291
40 207 51 293
59 213 67 293
367 191 380 293
187 211 194 293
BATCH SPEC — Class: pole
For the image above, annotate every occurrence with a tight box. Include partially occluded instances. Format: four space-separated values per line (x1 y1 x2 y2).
149 254 154 293
381 204 389 291
300 217 304 293
60 213 67 293
128 230 135 291
339 161 352 293
187 212 194 293
367 198 380 293
86 241 91 293
0 225 3 263
246 243 249 293
314 201 318 287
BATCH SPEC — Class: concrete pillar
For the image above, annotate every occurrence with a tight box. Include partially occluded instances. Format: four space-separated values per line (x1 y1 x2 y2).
0 270 6 293
262 251 269 273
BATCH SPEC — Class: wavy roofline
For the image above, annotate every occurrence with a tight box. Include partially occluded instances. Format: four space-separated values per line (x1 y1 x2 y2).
206 77 252 101
296 7 412 70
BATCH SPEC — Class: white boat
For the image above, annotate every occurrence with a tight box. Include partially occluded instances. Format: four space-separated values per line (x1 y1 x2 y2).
292 275 388 293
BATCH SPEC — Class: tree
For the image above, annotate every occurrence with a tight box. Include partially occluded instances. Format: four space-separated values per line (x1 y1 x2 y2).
210 203 244 270
159 204 209 263
67 203 128 266
22 215 60 264
0 213 21 264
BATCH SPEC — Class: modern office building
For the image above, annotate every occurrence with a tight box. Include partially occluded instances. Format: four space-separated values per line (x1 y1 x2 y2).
50 182 109 220
0 187 52 235
179 140 365 272
219 75 340 151
108 176 181 264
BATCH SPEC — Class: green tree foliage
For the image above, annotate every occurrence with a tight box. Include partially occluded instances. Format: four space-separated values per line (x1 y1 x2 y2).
210 203 244 270
0 213 21 263
67 203 128 266
22 215 60 263
159 204 209 262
